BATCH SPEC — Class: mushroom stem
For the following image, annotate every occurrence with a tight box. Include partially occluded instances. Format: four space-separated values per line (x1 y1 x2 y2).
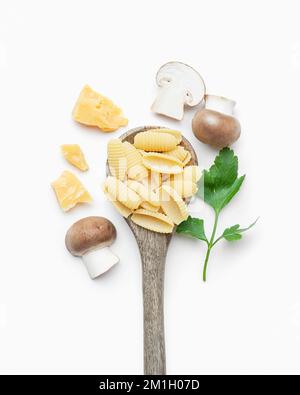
82 247 119 279
205 95 236 116
151 84 185 120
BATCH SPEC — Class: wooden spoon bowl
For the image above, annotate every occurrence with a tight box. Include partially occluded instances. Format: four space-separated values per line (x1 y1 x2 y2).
106 126 198 375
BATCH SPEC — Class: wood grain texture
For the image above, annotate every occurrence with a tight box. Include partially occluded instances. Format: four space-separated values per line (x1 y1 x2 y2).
107 126 198 375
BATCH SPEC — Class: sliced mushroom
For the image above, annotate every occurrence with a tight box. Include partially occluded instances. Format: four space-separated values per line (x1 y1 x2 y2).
151 61 206 120
192 95 241 148
65 216 119 279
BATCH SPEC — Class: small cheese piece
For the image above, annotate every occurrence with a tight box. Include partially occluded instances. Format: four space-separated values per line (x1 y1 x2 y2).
72 85 128 132
61 144 89 171
52 171 92 211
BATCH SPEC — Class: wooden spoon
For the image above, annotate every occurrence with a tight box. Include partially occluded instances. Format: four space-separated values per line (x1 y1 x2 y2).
107 126 198 375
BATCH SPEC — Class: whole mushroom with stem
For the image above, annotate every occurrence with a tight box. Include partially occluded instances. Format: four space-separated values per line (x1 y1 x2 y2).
65 216 119 279
192 95 241 148
151 61 206 120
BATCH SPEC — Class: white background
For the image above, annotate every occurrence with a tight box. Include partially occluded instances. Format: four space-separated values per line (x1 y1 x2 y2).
0 0 299 375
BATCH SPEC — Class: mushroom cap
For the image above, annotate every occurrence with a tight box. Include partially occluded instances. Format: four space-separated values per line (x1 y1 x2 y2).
192 109 241 149
65 216 117 257
156 61 206 106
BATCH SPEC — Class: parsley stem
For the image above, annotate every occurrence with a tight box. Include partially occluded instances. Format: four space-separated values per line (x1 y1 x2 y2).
203 212 219 282
203 247 211 282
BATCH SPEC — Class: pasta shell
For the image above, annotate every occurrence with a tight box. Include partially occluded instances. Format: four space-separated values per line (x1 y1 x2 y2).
143 153 183 174
182 151 192 166
134 131 177 152
127 180 160 207
127 164 149 181
147 171 161 190
107 139 127 180
166 146 188 162
137 149 147 156
122 141 142 168
183 166 202 183
104 176 142 210
161 173 171 184
131 209 174 234
103 186 132 218
149 128 182 144
171 173 198 198
140 201 160 212
160 185 188 225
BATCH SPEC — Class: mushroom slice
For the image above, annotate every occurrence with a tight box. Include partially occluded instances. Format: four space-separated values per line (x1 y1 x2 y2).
131 209 174 234
65 216 119 279
151 61 206 120
148 128 182 144
159 185 188 225
142 153 183 174
134 131 178 152
104 176 142 210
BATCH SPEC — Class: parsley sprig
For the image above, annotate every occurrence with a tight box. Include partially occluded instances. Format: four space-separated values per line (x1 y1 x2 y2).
176 148 258 282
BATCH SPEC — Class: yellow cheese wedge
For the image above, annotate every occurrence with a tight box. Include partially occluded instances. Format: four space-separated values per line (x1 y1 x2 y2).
61 144 89 171
72 85 128 132
51 170 92 211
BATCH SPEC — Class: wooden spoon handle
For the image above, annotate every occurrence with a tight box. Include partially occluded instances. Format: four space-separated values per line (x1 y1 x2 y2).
139 234 168 375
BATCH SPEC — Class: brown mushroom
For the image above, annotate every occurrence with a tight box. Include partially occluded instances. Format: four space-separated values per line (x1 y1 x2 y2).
65 216 119 279
192 95 241 148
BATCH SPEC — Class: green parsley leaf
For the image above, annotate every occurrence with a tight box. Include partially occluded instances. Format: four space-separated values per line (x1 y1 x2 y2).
176 216 208 243
222 219 259 242
197 148 245 214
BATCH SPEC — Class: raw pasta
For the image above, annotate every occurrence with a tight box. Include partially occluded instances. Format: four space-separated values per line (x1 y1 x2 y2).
103 187 132 218
104 129 201 233
183 165 202 183
143 152 183 174
182 151 192 166
107 139 127 180
171 173 198 198
160 185 188 225
131 209 174 233
103 176 142 210
123 141 142 168
166 146 188 162
141 170 162 191
149 128 182 144
127 164 148 181
134 131 177 152
140 201 160 212
127 180 160 207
